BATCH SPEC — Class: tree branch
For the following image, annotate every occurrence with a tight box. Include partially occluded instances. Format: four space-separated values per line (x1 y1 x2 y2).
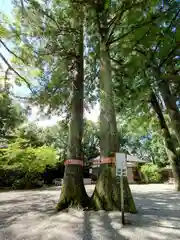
32 3 78 35
159 42 180 67
0 53 33 91
134 47 147 57
107 3 127 43
110 57 123 65
109 14 161 45
107 0 148 44
4 67 9 82
0 39 25 63
151 8 180 63
160 74 180 81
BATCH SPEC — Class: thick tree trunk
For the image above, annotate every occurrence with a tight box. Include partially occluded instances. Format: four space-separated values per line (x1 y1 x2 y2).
57 165 89 210
90 7 136 212
91 166 137 212
158 78 180 144
150 91 180 191
57 23 89 211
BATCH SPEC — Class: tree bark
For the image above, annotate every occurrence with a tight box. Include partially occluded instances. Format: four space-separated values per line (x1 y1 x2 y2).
57 20 89 211
150 91 180 191
90 5 136 212
157 78 180 144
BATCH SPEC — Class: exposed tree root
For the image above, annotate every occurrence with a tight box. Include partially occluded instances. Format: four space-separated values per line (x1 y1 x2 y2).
56 165 90 211
89 166 137 213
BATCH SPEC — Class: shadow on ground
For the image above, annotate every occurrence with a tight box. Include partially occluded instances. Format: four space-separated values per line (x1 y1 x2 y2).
0 184 180 239
81 211 129 240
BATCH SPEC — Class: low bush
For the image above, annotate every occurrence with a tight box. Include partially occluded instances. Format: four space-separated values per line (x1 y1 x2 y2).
0 138 59 189
141 163 162 183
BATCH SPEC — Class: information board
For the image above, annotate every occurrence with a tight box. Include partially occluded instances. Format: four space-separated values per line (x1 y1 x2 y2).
115 153 127 177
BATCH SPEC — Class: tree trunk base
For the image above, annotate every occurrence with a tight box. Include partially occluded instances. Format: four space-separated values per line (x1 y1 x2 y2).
175 184 180 191
56 165 89 211
170 156 180 192
89 166 137 213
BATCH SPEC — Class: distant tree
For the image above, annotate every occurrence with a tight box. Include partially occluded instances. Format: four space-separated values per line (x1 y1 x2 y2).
16 123 45 147
0 93 26 139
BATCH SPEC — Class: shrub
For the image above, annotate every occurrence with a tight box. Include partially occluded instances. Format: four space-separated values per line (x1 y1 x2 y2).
12 178 43 189
0 139 59 189
141 163 162 183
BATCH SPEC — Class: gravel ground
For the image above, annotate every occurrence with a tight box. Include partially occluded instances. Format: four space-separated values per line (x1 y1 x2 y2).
0 184 180 240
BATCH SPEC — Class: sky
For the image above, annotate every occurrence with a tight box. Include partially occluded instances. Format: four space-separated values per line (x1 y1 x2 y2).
0 0 99 126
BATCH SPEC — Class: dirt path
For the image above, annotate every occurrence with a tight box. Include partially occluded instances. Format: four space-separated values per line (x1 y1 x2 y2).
0 184 180 240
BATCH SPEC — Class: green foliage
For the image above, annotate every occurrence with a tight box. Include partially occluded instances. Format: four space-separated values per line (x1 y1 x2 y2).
117 114 169 167
7 0 86 116
42 120 68 159
0 93 26 138
0 139 58 189
141 163 162 183
83 120 99 162
16 123 45 147
42 119 99 162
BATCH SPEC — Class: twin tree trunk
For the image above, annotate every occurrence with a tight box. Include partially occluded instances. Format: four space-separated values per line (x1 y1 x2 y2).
57 23 89 210
150 91 180 191
57 2 136 212
90 7 136 213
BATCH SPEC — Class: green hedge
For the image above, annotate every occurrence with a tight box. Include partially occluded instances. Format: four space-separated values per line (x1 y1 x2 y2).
141 163 162 183
0 139 59 189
